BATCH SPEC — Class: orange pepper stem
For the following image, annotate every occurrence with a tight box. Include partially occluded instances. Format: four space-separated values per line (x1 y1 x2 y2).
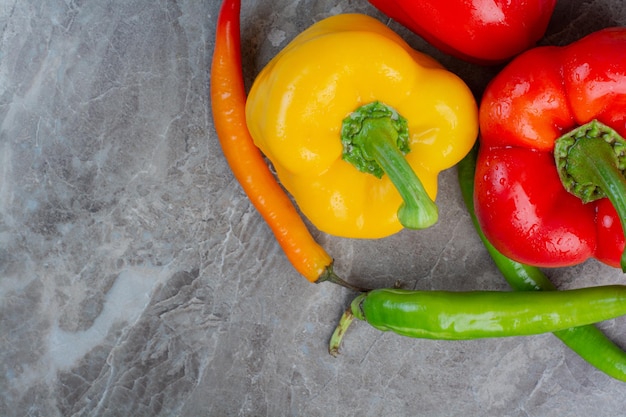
554 119 626 271
317 263 368 292
341 101 438 229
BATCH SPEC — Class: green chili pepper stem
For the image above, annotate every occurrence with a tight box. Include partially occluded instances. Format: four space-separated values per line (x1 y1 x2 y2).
329 293 367 356
329 307 354 356
341 102 438 229
458 145 626 382
554 120 626 271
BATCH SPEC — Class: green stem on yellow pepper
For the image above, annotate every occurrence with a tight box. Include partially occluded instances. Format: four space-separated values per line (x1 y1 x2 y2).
554 119 626 271
341 101 439 229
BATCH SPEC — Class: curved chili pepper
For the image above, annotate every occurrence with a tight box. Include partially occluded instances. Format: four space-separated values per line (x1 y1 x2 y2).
458 146 626 382
329 284 626 356
210 0 362 290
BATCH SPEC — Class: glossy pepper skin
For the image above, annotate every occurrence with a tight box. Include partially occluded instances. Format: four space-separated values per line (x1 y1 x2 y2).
475 28 626 269
329 285 626 355
459 147 626 383
246 13 478 238
368 0 556 65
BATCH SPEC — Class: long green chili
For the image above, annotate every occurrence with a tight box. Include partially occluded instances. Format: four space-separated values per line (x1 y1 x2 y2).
329 284 626 356
329 148 626 378
457 145 626 382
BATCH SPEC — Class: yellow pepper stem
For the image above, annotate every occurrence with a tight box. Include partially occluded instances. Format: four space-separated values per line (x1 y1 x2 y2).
341 101 438 229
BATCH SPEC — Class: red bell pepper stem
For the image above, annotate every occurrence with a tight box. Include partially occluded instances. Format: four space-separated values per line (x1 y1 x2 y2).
554 120 626 271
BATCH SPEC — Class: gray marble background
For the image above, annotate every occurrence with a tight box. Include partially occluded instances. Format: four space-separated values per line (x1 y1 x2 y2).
3 0 626 416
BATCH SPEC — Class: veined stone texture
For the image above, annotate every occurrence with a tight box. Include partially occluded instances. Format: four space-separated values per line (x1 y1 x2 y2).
2 0 626 416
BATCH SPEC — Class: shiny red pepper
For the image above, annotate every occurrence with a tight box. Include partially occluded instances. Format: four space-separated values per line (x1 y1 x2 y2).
368 0 556 65
475 28 626 270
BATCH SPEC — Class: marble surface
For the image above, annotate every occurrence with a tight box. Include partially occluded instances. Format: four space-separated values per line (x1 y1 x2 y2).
3 0 626 415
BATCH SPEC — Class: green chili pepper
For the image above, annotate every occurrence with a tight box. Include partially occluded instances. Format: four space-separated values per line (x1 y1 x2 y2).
457 145 626 382
329 285 626 356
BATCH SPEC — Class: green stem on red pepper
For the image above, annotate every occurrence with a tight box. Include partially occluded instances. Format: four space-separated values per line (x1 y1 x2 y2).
554 119 626 271
458 145 626 383
341 101 439 229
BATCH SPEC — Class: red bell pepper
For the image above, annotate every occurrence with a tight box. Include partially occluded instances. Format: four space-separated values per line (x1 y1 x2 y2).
475 28 626 271
368 0 556 65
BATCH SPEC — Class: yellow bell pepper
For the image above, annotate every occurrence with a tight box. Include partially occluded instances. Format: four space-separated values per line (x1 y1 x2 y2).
245 13 478 238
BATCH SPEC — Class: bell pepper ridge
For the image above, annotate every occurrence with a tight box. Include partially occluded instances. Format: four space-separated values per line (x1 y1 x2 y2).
341 102 438 229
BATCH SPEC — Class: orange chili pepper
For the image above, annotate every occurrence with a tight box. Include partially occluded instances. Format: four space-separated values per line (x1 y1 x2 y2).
210 0 361 290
